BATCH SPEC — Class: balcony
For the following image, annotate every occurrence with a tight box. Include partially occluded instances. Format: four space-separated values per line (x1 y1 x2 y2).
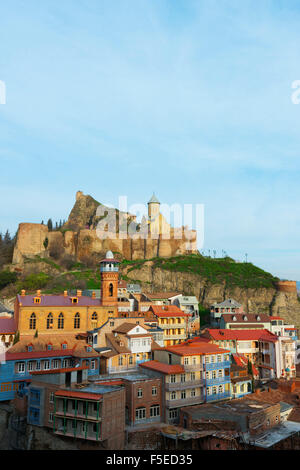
165 396 204 408
163 334 187 341
183 364 203 372
54 410 102 422
206 391 231 402
159 323 186 329
204 361 231 370
165 379 204 391
205 376 231 386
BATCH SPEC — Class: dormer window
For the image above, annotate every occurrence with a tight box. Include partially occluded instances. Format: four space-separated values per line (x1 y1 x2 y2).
27 345 33 352
243 316 248 321
120 341 124 347
232 316 237 321
47 344 52 351
34 297 41 304
86 346 92 352
72 298 78 304
61 343 67 350
256 316 261 321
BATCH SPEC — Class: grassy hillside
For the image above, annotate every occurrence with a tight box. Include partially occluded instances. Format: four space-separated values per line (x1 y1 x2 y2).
121 254 279 289
0 253 279 298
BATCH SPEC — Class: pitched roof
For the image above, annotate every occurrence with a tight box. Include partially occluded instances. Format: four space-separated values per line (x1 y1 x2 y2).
55 390 103 401
148 193 160 204
212 299 242 308
150 305 191 317
139 360 185 375
112 322 147 334
145 292 180 300
161 341 230 356
105 333 130 354
16 293 101 307
0 317 17 334
206 328 278 342
221 313 270 323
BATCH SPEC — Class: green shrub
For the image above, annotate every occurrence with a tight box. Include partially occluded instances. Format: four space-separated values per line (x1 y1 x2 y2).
0 270 18 290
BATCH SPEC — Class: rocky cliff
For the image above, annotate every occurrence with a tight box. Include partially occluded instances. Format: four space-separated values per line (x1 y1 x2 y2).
121 259 300 331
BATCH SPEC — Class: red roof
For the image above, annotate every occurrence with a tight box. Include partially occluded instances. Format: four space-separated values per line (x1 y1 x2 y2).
6 349 75 361
161 341 230 356
0 317 16 334
30 366 88 375
55 390 103 401
232 353 259 376
150 305 191 318
139 360 185 375
206 329 278 342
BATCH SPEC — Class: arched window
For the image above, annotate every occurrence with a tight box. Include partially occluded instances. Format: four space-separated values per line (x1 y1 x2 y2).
58 313 64 329
29 313 36 330
91 312 98 328
74 313 80 329
47 313 53 329
1 335 5 343
109 283 114 297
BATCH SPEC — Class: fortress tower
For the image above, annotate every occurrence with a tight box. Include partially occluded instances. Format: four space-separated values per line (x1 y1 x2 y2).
147 193 160 237
100 250 119 307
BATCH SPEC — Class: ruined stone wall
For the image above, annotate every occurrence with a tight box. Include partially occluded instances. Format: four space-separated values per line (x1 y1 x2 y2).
12 223 197 265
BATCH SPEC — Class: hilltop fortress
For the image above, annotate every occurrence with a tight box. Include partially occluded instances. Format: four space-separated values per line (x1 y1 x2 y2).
12 192 197 264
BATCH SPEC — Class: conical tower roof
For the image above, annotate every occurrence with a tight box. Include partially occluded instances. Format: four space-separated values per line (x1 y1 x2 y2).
148 193 160 204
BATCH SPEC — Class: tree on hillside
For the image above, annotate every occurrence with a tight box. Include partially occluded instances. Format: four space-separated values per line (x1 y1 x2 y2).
47 219 53 231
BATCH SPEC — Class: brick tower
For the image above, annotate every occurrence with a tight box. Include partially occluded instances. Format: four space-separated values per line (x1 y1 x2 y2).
100 250 119 306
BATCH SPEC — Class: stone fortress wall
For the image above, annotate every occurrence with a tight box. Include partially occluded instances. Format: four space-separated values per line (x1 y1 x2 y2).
12 192 197 264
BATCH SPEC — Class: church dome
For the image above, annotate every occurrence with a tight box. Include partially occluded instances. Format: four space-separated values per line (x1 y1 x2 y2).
105 250 114 259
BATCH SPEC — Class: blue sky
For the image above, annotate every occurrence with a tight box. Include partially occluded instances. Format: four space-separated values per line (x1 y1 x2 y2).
1 0 300 280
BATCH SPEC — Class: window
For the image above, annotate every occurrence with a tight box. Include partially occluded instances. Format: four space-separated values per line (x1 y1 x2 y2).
17 362 25 373
110 321 115 327
169 409 178 419
218 385 223 393
27 345 33 352
211 355 215 363
212 386 217 395
181 374 186 383
206 387 211 396
43 361 50 370
35 362 40 371
240 384 245 392
47 313 53 329
181 390 186 399
137 388 143 398
74 313 80 329
28 362 34 371
58 313 64 329
29 313 36 330
205 356 210 363
152 386 157 396
118 356 123 366
191 389 196 397
91 312 98 328
53 360 59 369
218 369 223 377
109 283 114 297
170 374 176 383
47 344 52 351
129 356 133 365
49 412 53 423
190 372 195 381
72 298 78 304
212 370 217 379
171 391 176 400
62 343 67 350
217 355 222 363
135 407 146 420
62 359 68 368
49 392 54 403
91 360 96 370
184 357 189 365
150 405 160 417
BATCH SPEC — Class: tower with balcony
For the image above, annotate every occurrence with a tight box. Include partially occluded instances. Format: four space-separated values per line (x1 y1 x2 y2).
100 251 120 307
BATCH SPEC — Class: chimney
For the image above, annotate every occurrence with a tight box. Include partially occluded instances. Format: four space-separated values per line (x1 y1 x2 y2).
255 388 261 395
64 290 68 297
92 291 96 299
77 290 82 297
21 289 26 296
